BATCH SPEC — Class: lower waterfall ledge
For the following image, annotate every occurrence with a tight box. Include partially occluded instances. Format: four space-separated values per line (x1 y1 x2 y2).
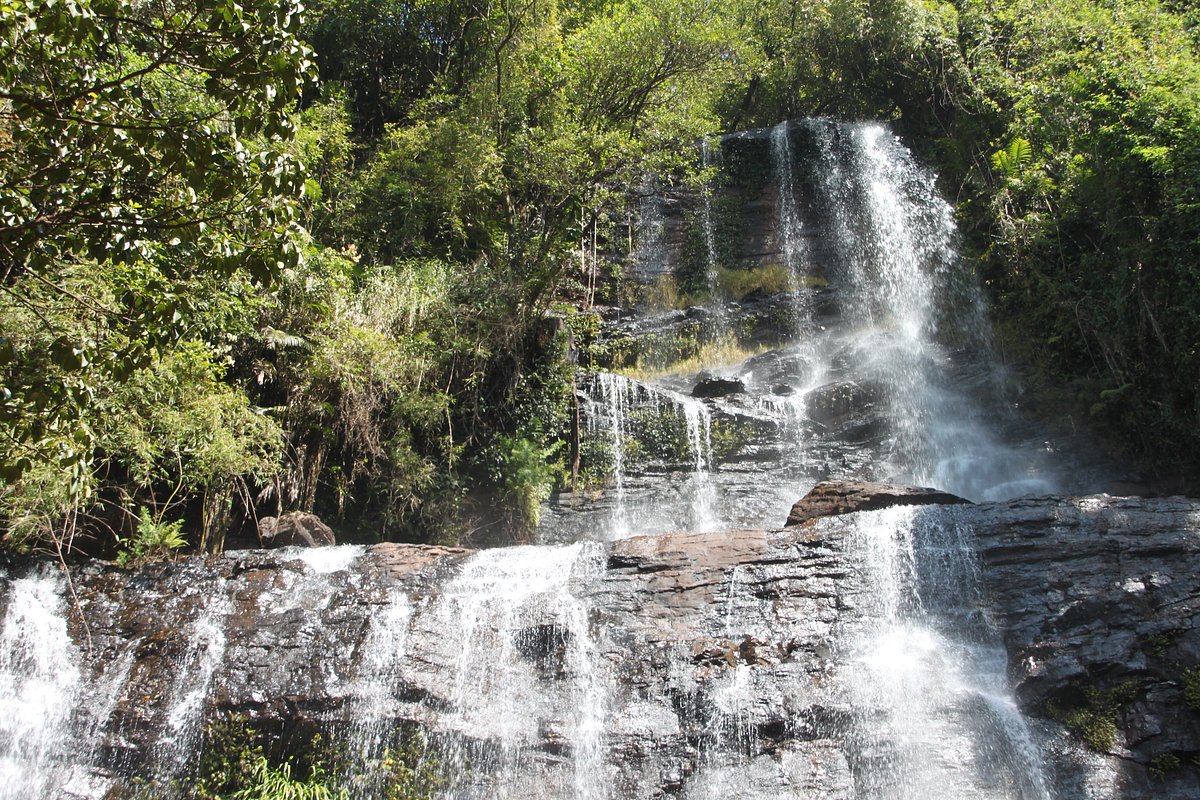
785 479 973 527
1 493 1198 799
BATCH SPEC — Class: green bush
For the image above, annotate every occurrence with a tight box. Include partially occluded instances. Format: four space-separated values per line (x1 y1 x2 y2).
494 435 563 533
231 758 349 800
116 508 188 567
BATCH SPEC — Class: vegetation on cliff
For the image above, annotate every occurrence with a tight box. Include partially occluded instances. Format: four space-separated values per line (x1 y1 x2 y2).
1 0 1197 554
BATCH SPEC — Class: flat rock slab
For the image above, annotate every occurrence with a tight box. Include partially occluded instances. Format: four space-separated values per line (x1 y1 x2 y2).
785 479 971 526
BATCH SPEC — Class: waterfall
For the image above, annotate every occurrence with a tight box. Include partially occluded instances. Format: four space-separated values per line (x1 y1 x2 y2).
770 121 807 279
420 543 610 798
345 587 414 792
801 120 1060 501
681 396 717 532
0 569 80 800
580 373 718 539
155 594 230 779
0 118 1121 800
835 505 1051 799
588 372 637 538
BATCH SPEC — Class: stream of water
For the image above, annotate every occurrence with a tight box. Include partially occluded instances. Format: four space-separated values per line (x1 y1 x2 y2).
546 121 1082 546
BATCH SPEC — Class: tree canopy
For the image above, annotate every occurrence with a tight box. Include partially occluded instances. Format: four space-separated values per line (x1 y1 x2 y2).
2 0 1198 555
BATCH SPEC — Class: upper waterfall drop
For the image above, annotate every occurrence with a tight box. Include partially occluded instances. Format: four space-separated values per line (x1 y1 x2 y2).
543 118 1092 545
797 120 1061 501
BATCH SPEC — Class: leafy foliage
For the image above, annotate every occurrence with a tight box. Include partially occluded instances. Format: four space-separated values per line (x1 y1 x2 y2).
991 138 1033 177
378 733 445 800
229 757 349 800
493 434 562 533
0 0 314 551
115 507 187 567
1047 680 1140 752
5 0 1200 550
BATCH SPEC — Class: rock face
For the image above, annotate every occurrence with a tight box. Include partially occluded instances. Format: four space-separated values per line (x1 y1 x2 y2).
969 495 1200 798
691 376 746 398
3 495 1199 799
804 380 883 429
786 479 971 526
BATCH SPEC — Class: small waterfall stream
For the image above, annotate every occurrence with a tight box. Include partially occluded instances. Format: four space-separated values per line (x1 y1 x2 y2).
699 138 721 295
578 373 718 539
422 543 610 799
0 570 80 800
835 506 1050 799
155 592 230 780
770 121 809 281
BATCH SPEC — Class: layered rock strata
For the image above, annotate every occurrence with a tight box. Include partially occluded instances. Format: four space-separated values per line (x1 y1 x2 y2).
2 492 1198 799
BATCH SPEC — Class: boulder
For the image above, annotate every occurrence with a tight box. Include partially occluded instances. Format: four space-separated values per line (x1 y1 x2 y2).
692 377 746 398
257 511 336 547
804 380 881 428
785 480 971 526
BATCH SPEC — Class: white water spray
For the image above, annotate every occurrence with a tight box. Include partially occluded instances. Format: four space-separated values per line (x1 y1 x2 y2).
0 571 81 800
837 505 1051 800
430 543 611 799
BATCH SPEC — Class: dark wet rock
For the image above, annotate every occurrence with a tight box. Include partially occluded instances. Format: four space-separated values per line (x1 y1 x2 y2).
785 480 971 526
257 511 335 547
805 380 882 429
771 383 795 396
741 348 807 388
692 377 746 398
965 495 1200 799
10 494 1200 799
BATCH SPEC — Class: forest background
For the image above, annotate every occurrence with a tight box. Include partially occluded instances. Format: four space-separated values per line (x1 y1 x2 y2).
2 0 1198 557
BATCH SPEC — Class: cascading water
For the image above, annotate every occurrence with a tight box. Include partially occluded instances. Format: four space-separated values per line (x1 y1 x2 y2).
699 138 721 296
155 592 230 779
803 121 1059 501
834 505 1051 800
415 543 610 799
526 118 1093 796
680 396 717 532
589 372 636 538
569 373 719 540
345 587 413 791
769 121 808 281
549 119 1088 544
0 118 1122 800
0 569 80 800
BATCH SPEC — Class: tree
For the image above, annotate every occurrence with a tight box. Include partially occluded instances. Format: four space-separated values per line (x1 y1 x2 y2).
0 0 315 496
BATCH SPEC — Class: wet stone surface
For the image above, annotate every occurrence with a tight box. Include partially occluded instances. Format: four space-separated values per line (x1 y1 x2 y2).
2 494 1197 798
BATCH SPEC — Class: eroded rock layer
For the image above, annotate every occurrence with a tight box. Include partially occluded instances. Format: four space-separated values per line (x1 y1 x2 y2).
3 492 1198 798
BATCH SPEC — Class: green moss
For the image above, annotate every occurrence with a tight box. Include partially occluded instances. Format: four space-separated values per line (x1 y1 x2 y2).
1181 666 1200 712
709 418 752 462
1047 680 1140 753
1150 753 1182 781
617 338 768 382
716 264 795 300
1143 630 1178 658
